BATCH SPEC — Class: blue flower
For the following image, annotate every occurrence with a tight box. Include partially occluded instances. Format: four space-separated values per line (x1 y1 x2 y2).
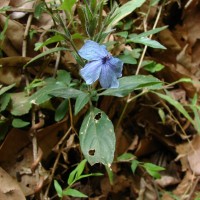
78 40 123 88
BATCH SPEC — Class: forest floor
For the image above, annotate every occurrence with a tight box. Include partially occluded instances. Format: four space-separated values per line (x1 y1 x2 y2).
1 0 200 199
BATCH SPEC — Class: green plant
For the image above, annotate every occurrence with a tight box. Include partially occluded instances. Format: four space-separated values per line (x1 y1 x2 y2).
54 159 102 198
117 153 165 179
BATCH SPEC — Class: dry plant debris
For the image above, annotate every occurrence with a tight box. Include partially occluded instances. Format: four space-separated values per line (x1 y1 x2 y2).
0 0 200 199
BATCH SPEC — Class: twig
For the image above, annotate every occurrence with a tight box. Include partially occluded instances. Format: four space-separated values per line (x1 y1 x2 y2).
186 176 200 200
44 127 72 199
135 5 162 75
53 51 61 77
22 0 41 57
31 109 45 199
184 0 194 8
22 14 33 57
116 5 163 129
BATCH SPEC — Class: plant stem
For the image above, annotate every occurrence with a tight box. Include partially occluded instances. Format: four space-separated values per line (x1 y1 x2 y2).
116 4 163 129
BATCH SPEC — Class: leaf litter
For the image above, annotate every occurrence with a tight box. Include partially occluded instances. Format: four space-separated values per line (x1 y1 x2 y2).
1 0 200 199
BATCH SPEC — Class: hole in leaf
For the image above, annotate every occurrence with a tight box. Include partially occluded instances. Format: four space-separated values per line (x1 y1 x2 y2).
88 149 95 156
94 112 101 120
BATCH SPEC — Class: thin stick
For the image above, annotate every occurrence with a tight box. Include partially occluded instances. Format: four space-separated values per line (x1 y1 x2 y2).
44 127 72 199
22 0 39 57
116 5 163 129
22 14 33 57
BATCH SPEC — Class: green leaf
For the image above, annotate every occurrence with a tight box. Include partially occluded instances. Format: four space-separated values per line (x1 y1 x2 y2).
0 121 9 141
12 118 30 128
62 188 87 198
55 99 68 122
117 153 135 162
99 75 163 97
68 159 87 185
143 163 165 179
60 0 76 13
109 0 146 27
143 61 165 73
34 35 65 51
71 33 84 39
78 173 103 179
0 83 15 96
190 94 200 133
79 107 116 165
150 0 161 6
152 91 194 125
0 93 10 112
10 92 32 116
24 47 67 68
29 71 80 105
128 36 166 49
56 70 71 86
54 180 63 198
129 26 167 38
75 93 90 115
29 81 62 105
76 159 87 180
115 31 128 38
50 88 84 99
158 108 166 124
0 15 9 41
34 1 45 19
25 79 44 91
118 54 137 64
143 163 165 171
131 160 140 174
105 165 114 185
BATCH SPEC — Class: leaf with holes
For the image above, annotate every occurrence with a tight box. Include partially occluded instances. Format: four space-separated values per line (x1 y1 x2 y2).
79 107 115 166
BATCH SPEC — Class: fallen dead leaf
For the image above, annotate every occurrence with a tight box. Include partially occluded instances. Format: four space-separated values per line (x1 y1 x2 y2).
9 0 34 19
187 135 200 175
0 14 24 52
0 167 26 200
137 178 158 200
0 0 10 9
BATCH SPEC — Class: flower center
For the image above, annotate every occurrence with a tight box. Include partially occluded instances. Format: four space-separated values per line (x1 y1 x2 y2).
102 55 110 64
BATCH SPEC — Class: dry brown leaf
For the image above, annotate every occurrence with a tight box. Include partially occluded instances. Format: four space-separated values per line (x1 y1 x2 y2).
158 28 181 51
9 0 34 19
176 135 200 175
0 129 36 196
0 0 10 8
0 56 31 85
0 37 20 56
0 167 26 200
37 120 68 160
182 3 200 46
0 14 24 52
0 128 29 162
187 135 200 175
176 142 190 172
34 13 54 30
172 170 195 200
137 178 158 200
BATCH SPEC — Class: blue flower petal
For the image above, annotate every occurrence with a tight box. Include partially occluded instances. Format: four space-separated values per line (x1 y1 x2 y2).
107 57 123 78
78 40 108 61
99 63 119 88
80 60 102 85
